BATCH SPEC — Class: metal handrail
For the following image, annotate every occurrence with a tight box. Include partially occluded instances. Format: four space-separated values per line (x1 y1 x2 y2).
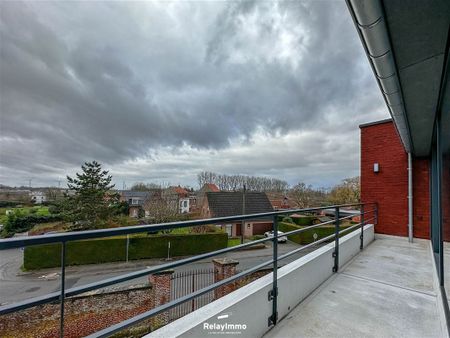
0 203 372 249
0 202 378 337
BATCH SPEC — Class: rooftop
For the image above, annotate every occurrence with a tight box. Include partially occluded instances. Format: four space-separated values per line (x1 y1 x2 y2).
206 191 273 218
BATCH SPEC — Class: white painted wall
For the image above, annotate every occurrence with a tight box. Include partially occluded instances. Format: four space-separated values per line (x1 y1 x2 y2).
145 224 375 338
179 198 190 213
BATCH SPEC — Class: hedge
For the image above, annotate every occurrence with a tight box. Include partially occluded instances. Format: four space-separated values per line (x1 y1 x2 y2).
3 214 63 236
291 215 316 226
278 222 354 245
278 215 316 226
0 201 22 208
23 232 228 270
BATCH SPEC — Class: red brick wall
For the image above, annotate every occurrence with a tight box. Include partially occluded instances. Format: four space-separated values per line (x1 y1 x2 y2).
360 120 430 239
0 286 153 337
413 158 430 239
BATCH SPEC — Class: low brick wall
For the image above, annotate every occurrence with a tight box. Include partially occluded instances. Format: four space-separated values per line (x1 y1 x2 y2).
1 261 273 337
0 285 153 338
236 267 273 288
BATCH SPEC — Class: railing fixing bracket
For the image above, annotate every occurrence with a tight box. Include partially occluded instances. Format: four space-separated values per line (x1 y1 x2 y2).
268 312 278 326
268 287 278 301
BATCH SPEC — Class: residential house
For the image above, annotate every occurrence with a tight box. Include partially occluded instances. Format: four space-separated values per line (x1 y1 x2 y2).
119 190 152 218
194 183 220 213
2 2 450 336
29 191 46 204
0 189 31 202
266 192 291 210
200 191 273 237
164 186 196 214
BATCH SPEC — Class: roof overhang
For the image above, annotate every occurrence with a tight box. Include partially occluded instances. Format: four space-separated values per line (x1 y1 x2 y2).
346 0 450 156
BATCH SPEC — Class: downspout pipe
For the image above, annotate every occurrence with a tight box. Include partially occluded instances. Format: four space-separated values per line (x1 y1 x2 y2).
408 152 413 242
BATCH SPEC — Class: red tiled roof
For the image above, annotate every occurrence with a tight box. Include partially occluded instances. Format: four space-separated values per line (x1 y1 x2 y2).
206 183 220 192
174 186 189 196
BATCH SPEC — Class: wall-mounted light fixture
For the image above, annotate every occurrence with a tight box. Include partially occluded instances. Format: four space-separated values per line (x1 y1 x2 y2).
374 163 380 173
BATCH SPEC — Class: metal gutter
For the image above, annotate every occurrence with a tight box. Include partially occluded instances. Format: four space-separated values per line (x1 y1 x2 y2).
358 118 392 129
346 0 412 153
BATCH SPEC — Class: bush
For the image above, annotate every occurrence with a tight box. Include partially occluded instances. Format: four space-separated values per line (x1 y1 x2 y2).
3 213 63 237
291 215 316 226
23 232 228 270
278 222 354 245
24 238 126 269
48 205 60 214
129 233 227 260
0 201 21 208
280 215 316 226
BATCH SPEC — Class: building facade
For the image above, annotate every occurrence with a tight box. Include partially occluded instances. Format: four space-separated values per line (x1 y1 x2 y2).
360 120 430 239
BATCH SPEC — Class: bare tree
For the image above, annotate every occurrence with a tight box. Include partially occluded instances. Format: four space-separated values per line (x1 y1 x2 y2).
196 171 288 192
143 191 179 224
289 183 314 208
288 182 329 208
327 177 360 206
130 182 162 191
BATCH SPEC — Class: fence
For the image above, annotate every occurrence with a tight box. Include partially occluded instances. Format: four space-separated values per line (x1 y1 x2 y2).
169 266 273 322
170 268 215 320
0 203 377 337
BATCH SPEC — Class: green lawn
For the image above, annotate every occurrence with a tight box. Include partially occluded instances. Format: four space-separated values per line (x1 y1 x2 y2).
227 238 241 247
167 226 192 235
0 206 50 224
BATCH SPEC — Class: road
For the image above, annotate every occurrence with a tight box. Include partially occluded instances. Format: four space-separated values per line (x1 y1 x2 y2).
0 241 318 306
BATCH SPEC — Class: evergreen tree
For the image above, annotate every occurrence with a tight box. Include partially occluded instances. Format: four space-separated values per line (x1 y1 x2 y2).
65 161 119 230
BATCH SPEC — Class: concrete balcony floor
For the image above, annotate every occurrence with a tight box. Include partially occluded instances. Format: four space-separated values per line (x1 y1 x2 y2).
265 234 447 338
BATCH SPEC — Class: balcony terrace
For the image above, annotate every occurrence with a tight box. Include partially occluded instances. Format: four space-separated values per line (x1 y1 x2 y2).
0 204 379 337
265 235 447 338
148 229 448 338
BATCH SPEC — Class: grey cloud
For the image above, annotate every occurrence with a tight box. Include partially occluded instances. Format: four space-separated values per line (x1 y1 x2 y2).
0 1 387 187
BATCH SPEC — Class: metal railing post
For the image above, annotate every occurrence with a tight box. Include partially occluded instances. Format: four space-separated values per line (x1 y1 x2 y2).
0 203 375 335
268 215 278 326
60 242 66 338
333 207 340 272
126 235 129 262
360 205 365 250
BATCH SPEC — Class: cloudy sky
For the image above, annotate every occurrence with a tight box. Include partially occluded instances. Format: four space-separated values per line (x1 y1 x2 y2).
0 0 388 189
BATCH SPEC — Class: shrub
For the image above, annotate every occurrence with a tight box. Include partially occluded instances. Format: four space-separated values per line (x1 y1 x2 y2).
23 232 228 270
48 205 59 214
282 216 293 223
129 233 227 260
278 222 354 245
291 215 316 226
0 201 21 208
3 213 63 237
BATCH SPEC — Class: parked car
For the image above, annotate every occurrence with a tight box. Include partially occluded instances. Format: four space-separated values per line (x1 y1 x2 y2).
264 230 288 243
